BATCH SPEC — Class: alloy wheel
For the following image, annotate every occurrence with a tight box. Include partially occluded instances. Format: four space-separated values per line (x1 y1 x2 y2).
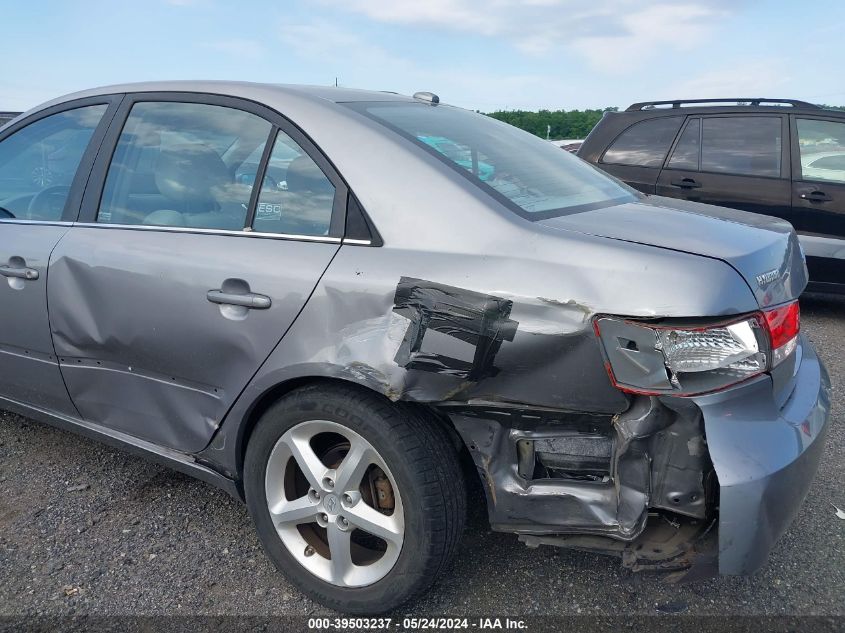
264 420 405 587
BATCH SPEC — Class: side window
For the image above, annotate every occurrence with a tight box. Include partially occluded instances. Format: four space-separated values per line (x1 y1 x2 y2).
99 102 271 229
601 117 683 168
701 117 781 177
0 105 107 221
796 118 845 184
252 130 336 236
667 118 700 170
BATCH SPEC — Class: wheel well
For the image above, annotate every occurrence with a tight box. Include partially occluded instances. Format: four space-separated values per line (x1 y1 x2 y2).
236 377 478 497
236 376 327 475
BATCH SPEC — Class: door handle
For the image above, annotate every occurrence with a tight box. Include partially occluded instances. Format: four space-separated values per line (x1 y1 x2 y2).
670 178 702 189
0 265 38 280
800 191 831 202
207 289 271 309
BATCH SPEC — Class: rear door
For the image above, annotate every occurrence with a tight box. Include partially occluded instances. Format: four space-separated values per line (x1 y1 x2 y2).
790 115 845 286
48 94 344 452
594 116 683 193
0 98 116 414
656 114 793 223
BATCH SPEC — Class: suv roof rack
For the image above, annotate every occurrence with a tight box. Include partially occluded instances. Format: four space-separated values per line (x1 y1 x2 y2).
625 98 820 112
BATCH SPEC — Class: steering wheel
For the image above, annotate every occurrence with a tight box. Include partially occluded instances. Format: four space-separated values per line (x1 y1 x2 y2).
26 185 71 220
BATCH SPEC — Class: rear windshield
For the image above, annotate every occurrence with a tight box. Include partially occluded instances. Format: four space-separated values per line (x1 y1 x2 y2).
346 102 635 219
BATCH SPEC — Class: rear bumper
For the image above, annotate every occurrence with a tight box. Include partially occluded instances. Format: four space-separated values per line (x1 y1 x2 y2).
692 334 831 574
450 335 830 576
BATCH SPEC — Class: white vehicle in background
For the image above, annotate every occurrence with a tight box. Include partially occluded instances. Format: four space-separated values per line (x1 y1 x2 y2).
801 151 845 182
549 138 583 153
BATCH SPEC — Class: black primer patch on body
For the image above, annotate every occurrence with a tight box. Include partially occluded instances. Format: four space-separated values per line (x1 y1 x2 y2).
392 277 518 380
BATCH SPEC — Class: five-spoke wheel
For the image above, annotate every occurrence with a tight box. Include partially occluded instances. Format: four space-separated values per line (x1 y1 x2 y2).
265 420 404 587
245 383 466 613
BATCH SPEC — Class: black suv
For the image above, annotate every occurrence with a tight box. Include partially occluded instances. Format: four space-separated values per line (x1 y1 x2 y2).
578 99 845 293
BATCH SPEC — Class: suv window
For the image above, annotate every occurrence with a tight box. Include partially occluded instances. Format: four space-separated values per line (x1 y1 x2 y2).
349 102 634 219
253 130 335 236
0 105 107 221
98 102 271 229
700 117 781 177
601 117 683 168
796 118 845 184
666 118 700 170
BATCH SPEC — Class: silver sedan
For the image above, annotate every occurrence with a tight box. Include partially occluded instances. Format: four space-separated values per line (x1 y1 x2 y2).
0 82 830 613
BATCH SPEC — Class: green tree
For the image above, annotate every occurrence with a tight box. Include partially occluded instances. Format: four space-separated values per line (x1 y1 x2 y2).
485 107 618 140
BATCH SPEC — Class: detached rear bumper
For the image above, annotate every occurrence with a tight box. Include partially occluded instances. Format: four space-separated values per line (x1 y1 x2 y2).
692 334 831 575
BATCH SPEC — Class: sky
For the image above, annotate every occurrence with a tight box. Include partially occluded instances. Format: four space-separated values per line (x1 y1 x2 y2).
2 0 844 113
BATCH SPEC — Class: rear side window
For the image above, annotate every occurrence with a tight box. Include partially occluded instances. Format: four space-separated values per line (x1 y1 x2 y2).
796 118 845 184
601 117 683 167
0 105 107 221
252 130 336 236
700 117 782 177
666 118 700 170
98 102 271 229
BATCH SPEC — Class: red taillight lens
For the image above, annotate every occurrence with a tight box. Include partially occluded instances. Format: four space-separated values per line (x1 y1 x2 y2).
762 301 800 366
762 301 800 349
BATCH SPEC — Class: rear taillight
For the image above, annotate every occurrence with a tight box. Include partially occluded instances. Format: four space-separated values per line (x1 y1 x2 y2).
762 301 800 367
595 301 799 396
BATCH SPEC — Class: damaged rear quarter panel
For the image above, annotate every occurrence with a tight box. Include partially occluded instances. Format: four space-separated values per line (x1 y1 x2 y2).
206 231 757 481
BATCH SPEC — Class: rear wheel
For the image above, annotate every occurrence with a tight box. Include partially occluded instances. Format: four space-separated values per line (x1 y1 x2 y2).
244 383 466 613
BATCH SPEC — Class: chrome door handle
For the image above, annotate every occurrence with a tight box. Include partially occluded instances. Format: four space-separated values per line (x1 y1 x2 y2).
0 265 38 280
206 289 271 309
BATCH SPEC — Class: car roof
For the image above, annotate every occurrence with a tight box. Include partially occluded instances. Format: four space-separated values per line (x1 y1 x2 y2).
15 81 531 250
618 98 844 119
618 106 845 117
36 80 416 108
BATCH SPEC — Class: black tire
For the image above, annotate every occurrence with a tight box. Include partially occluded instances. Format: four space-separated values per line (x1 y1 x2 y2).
244 382 466 614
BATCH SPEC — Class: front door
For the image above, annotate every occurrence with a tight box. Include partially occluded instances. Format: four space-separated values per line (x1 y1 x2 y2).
0 101 112 415
790 115 845 286
48 96 344 452
656 115 793 223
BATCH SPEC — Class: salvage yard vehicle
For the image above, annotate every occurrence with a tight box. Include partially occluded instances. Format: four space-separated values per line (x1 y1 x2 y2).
578 98 845 293
0 82 831 613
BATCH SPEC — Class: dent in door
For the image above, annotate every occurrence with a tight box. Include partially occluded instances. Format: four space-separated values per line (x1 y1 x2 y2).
48 228 338 452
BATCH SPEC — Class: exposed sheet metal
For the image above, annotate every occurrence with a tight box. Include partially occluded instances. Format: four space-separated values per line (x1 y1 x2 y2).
444 395 708 540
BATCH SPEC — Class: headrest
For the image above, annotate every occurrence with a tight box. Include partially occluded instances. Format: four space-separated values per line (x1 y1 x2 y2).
285 155 333 194
155 143 230 204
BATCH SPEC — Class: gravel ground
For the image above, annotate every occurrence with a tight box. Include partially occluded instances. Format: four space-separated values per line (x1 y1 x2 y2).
0 294 842 618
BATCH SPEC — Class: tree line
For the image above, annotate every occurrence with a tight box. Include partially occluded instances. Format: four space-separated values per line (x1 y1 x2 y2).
484 108 617 140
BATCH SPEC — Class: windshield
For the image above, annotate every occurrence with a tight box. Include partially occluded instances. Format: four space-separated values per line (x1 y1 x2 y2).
347 102 635 219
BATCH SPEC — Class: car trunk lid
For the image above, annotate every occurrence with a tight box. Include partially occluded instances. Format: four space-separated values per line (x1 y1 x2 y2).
537 196 807 308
